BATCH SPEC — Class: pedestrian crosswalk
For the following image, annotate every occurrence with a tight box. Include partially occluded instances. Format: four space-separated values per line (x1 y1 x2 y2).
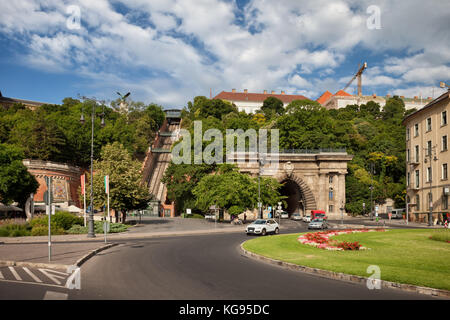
0 265 73 288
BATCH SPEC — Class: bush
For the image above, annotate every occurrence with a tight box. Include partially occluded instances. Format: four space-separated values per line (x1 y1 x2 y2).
0 222 31 237
52 211 84 230
30 212 83 231
31 225 65 236
66 221 129 234
66 224 87 234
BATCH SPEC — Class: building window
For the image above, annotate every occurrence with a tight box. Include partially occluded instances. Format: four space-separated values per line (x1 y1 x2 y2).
406 128 410 140
407 149 410 162
443 194 449 210
427 117 432 131
442 111 447 126
329 205 334 213
443 163 448 180
407 172 410 186
442 135 448 151
329 176 333 184
329 188 334 201
415 145 419 163
415 194 420 211
415 170 420 188
414 123 419 137
427 140 432 156
427 167 432 182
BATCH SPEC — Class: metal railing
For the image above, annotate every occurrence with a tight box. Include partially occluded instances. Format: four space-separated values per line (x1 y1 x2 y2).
277 148 347 154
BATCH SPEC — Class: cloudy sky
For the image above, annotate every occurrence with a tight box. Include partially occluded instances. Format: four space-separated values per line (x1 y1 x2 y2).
0 0 449 108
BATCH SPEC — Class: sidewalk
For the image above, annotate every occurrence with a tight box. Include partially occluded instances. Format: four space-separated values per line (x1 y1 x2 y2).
0 241 112 269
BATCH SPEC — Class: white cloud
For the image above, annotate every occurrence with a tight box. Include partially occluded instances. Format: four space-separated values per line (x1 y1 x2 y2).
0 0 449 105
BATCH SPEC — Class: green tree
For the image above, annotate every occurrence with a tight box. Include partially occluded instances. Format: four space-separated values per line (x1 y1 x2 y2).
88 142 152 223
192 165 283 217
0 144 38 207
261 97 285 118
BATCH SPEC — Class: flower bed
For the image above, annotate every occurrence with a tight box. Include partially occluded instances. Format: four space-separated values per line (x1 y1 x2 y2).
297 228 385 251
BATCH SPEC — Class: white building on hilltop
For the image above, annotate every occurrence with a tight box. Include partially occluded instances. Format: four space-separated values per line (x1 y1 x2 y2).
213 89 310 114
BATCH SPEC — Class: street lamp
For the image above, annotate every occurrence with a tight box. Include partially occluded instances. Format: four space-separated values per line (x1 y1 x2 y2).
369 163 375 221
258 152 266 219
424 144 438 226
80 98 106 238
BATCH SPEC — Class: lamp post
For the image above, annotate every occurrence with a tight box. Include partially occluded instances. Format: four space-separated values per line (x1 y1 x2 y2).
425 144 438 226
258 152 266 219
80 98 106 238
369 163 375 221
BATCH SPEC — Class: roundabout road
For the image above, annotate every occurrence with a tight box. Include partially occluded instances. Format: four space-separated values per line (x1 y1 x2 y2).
69 223 437 300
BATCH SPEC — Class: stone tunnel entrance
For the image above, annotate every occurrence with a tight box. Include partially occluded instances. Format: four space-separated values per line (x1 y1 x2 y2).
279 179 305 216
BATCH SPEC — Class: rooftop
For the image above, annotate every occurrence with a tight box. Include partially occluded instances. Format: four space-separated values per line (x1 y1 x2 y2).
214 89 309 104
402 90 450 124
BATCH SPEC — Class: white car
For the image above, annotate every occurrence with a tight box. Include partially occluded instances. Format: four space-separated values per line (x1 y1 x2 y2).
246 219 279 236
280 211 289 219
291 213 302 220
302 215 311 222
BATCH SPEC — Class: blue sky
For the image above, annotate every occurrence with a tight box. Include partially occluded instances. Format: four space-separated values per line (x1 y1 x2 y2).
0 0 449 108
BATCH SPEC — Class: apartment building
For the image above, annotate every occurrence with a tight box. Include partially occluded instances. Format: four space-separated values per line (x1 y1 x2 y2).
403 90 450 223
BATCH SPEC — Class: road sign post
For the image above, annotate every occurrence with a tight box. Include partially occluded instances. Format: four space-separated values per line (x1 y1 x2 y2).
44 176 53 262
104 175 109 243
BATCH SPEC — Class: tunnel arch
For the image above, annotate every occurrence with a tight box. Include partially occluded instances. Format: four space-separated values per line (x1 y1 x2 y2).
277 173 317 216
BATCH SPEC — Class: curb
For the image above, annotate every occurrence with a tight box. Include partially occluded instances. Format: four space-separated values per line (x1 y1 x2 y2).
0 243 119 271
240 242 450 299
75 243 118 267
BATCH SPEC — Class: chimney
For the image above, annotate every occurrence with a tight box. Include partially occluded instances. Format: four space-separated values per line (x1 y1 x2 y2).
271 90 275 94
232 88 236 93
263 90 267 94
281 91 285 95
372 93 376 98
244 89 248 94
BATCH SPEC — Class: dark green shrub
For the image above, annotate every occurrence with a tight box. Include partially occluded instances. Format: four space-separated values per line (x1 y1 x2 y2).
31 225 65 236
0 223 31 237
52 211 83 230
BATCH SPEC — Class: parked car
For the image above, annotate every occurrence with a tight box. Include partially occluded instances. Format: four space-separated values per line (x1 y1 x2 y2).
308 218 328 230
246 219 279 236
280 211 289 219
291 212 302 220
303 215 311 222
391 209 405 219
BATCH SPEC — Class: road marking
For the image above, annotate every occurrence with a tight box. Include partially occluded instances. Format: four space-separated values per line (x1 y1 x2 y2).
8 266 22 281
43 291 68 300
39 269 68 285
23 267 42 283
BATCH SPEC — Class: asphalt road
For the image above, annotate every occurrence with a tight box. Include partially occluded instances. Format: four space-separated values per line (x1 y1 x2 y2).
0 220 440 300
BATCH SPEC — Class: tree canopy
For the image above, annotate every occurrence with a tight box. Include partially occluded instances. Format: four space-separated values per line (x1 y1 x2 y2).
0 143 39 206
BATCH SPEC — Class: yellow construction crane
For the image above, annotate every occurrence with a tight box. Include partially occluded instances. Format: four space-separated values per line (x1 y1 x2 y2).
343 62 367 96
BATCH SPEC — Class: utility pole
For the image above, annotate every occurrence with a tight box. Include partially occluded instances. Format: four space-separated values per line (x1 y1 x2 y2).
370 163 375 221
258 152 266 219
424 144 438 226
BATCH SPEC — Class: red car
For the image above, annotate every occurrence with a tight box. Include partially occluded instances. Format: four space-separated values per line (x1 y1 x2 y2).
311 210 327 220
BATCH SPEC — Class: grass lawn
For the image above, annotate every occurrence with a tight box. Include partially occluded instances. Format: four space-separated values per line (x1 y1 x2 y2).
242 229 450 291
